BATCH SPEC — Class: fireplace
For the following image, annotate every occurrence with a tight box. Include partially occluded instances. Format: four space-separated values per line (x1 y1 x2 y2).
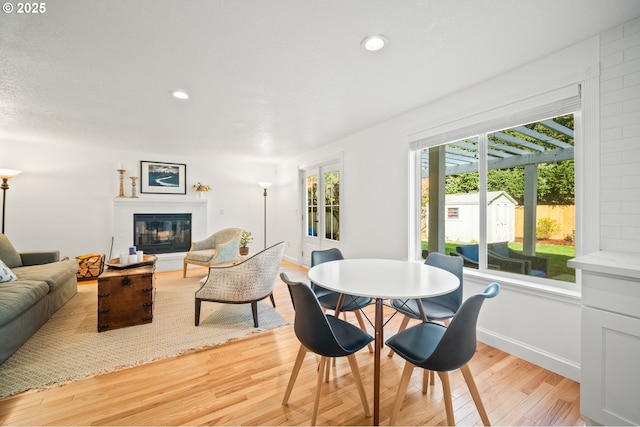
133 213 192 254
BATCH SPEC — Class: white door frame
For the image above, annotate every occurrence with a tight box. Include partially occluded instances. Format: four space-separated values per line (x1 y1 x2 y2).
299 157 343 267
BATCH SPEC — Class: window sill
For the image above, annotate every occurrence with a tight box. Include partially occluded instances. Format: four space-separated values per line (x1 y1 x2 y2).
462 268 581 304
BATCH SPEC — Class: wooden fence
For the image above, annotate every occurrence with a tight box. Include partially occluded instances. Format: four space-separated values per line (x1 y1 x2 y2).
515 205 575 241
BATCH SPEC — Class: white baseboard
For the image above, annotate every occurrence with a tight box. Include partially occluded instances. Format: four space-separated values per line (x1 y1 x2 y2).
477 328 581 382
283 254 298 265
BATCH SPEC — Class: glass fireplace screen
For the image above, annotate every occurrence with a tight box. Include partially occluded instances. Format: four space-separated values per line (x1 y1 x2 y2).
133 213 192 254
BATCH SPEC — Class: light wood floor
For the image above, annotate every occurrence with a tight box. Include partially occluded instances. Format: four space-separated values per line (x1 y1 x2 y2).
0 262 582 426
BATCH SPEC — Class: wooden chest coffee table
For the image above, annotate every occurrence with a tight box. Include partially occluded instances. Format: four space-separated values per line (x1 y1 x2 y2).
97 263 156 332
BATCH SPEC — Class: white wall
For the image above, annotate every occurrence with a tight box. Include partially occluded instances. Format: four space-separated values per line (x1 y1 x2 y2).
275 21 640 381
599 18 640 252
0 139 278 260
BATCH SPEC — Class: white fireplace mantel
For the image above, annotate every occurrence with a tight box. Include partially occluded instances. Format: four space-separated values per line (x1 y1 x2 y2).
113 198 208 272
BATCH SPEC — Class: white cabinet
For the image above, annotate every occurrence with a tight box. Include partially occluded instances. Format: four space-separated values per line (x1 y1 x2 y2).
569 252 640 426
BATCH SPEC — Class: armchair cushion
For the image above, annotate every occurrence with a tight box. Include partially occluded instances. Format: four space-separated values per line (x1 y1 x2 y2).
456 244 479 262
488 242 509 258
185 249 217 263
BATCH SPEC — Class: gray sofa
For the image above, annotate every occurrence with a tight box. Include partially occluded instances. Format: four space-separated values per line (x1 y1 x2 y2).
0 234 79 364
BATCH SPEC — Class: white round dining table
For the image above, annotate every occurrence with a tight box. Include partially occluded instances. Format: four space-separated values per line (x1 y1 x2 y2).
308 258 460 425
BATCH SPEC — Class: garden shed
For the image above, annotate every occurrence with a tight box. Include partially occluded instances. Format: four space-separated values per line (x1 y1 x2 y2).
443 191 517 243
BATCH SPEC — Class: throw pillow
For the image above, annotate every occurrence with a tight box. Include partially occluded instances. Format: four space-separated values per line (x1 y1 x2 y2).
0 233 22 268
0 259 17 282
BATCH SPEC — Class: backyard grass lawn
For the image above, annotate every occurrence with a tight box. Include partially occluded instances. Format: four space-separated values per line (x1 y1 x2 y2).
423 241 576 282
509 242 576 280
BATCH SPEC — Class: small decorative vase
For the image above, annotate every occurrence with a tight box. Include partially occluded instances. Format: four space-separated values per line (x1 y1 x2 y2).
198 191 205 200
239 247 249 256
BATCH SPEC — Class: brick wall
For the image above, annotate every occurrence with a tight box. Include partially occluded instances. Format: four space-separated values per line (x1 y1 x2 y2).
599 18 640 252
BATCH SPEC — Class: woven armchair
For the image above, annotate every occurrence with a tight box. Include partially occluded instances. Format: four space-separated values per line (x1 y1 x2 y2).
183 228 242 277
451 242 548 277
195 241 285 327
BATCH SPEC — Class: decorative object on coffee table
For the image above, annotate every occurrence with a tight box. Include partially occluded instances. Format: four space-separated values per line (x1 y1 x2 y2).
105 254 158 269
140 161 186 195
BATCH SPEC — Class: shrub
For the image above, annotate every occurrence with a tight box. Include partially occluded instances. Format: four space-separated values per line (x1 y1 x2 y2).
536 217 561 239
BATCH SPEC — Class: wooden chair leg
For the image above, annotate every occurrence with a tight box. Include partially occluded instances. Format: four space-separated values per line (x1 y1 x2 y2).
324 358 331 383
388 316 410 357
421 370 436 393
389 361 415 425
347 354 371 417
437 371 455 426
312 357 327 426
195 299 202 326
183 260 188 278
354 310 374 353
460 364 490 426
282 345 307 405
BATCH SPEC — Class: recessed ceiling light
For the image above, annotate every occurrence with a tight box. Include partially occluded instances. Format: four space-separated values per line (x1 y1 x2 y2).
171 90 189 100
361 35 388 52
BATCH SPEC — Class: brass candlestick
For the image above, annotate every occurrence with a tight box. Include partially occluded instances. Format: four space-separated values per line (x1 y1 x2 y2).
130 176 139 198
117 169 126 197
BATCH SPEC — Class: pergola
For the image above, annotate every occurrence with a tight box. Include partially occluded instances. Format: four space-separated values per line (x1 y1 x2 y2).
423 118 574 257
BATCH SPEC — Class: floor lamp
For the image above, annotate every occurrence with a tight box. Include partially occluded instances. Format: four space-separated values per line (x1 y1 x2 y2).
0 169 22 234
258 182 272 249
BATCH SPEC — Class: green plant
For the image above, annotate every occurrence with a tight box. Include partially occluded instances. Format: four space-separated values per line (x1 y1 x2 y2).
240 230 253 248
536 217 561 239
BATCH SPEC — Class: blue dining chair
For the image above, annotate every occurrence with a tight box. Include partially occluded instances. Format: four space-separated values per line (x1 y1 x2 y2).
311 248 373 353
280 272 373 425
385 282 500 426
388 252 463 358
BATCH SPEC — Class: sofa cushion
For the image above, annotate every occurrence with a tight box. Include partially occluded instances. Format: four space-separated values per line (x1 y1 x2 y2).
0 280 50 327
12 259 78 292
0 234 22 268
0 259 17 282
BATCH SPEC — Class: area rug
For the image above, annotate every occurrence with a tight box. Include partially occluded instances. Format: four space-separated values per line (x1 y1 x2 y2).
0 272 290 398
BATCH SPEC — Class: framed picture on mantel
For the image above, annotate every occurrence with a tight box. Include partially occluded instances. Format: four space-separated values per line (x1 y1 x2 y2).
140 161 187 195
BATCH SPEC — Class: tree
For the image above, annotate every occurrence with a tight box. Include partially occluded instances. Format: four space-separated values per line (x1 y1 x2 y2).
444 159 574 205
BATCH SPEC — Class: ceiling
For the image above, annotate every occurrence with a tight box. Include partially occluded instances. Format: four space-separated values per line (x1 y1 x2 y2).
1 0 639 161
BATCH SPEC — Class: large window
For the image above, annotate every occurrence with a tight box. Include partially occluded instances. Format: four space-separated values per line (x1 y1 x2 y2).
420 113 576 284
